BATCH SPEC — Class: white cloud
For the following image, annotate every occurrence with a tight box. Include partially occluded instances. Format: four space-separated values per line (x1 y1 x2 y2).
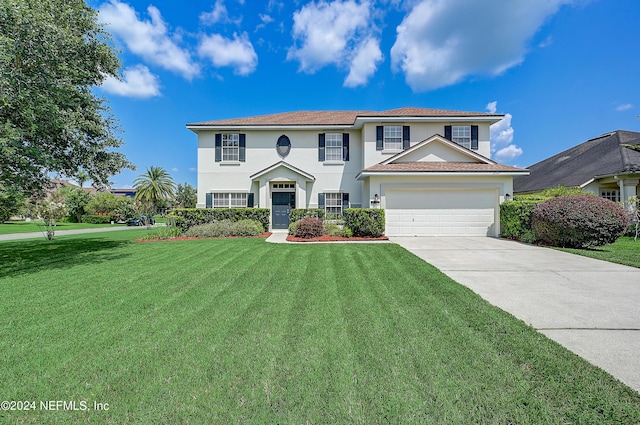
101 65 161 98
200 0 229 25
198 32 258 75
171 167 179 172
491 113 514 146
495 145 523 162
287 0 381 86
616 103 633 111
189 167 197 172
391 0 573 91
538 35 553 48
344 37 383 87
487 101 521 162
99 0 199 79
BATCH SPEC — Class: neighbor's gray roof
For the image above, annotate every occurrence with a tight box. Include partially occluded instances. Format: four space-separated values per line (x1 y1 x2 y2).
187 107 502 127
513 130 640 193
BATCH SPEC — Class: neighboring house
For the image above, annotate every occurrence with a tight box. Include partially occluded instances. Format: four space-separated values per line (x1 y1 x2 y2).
110 188 137 198
513 130 640 205
187 107 528 236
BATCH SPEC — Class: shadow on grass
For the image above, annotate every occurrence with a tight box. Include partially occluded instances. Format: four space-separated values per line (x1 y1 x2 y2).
0 237 132 279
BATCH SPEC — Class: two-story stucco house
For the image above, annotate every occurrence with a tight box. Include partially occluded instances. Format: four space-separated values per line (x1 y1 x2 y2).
186 107 528 236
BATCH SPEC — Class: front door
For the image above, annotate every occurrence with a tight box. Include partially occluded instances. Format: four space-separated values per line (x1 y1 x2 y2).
272 192 295 229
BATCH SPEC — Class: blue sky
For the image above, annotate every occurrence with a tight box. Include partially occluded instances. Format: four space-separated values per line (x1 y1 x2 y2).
92 0 640 189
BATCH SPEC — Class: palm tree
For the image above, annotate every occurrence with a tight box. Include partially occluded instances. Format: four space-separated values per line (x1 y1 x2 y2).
133 166 176 214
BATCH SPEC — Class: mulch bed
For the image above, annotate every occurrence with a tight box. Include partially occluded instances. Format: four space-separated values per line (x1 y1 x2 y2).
137 232 272 242
286 234 388 242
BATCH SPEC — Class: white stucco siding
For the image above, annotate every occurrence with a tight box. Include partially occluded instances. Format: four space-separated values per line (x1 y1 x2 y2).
196 129 364 208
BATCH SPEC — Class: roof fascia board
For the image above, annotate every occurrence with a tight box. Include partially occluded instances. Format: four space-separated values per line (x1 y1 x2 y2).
187 124 351 132
353 115 504 128
356 170 530 180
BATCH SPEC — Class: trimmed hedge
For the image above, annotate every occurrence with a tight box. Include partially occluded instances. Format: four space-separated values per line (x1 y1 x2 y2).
343 208 385 237
532 195 629 248
168 208 270 232
290 208 325 222
500 198 543 243
81 214 113 224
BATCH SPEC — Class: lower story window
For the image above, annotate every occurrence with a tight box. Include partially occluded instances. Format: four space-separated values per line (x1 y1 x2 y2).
601 189 620 202
325 193 343 216
214 193 247 208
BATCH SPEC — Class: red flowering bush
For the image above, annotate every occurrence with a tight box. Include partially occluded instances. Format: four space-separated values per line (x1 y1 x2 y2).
532 195 629 248
291 217 324 239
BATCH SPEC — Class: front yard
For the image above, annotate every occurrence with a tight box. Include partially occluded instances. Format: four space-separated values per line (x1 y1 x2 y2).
0 220 124 235
557 236 640 268
0 231 638 423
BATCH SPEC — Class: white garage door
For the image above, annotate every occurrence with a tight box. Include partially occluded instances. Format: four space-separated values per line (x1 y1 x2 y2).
385 189 497 236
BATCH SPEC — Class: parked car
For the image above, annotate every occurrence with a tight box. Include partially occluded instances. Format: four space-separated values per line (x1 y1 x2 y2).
126 215 155 226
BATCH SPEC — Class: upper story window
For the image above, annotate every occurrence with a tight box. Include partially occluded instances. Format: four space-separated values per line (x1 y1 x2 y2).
215 133 246 163
384 126 403 150
318 133 349 162
222 133 239 161
325 133 343 161
376 125 410 151
452 126 471 149
444 125 478 150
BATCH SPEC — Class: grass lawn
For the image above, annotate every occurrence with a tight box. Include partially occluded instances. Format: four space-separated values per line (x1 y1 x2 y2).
557 236 640 268
0 220 125 235
0 231 639 423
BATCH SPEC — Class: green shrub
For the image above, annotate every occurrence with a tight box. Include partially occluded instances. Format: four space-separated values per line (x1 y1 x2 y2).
231 219 264 236
81 214 112 224
184 219 264 238
185 221 235 238
168 208 270 232
290 208 325 222
288 221 298 236
292 217 324 238
532 195 629 248
140 227 183 240
343 208 385 237
538 185 590 198
500 199 543 241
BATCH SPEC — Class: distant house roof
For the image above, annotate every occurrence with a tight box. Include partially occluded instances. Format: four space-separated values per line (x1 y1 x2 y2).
513 130 640 193
186 107 503 129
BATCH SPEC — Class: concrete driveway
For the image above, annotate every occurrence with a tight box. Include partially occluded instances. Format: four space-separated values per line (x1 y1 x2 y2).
391 236 640 393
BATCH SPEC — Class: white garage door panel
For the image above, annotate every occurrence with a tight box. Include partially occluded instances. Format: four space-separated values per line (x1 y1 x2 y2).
386 189 497 236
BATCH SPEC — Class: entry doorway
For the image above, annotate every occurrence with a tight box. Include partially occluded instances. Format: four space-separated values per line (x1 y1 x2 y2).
272 191 295 229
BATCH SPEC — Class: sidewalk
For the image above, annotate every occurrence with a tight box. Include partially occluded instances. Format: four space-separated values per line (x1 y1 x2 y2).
0 225 146 241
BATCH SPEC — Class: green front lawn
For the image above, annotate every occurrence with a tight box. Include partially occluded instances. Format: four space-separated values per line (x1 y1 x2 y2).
0 231 638 423
557 236 640 268
0 220 124 235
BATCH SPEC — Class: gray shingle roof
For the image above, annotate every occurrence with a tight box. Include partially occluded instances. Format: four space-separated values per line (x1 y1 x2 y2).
513 130 640 193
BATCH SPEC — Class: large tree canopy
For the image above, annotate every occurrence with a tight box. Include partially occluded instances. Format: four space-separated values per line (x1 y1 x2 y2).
0 0 133 195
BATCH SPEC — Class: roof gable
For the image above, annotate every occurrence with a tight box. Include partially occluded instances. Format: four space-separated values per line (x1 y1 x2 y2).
249 161 315 181
513 130 640 193
382 135 496 165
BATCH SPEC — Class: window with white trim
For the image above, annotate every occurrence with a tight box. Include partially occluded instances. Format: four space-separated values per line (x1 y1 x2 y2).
222 133 239 162
213 193 247 208
452 125 471 149
325 193 343 216
601 189 620 202
325 133 343 161
384 125 402 150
